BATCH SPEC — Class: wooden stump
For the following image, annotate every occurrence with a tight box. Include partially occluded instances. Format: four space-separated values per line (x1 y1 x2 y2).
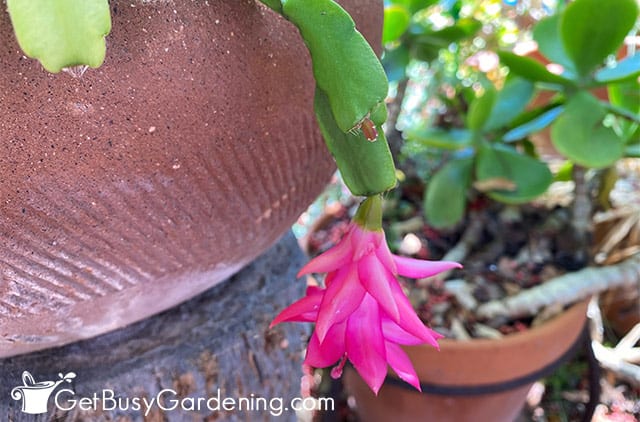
1 232 310 421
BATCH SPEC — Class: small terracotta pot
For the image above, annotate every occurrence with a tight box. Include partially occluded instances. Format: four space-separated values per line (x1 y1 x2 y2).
0 0 383 357
344 299 589 422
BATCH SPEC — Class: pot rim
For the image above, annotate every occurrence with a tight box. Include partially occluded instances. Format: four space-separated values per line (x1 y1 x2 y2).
391 298 590 390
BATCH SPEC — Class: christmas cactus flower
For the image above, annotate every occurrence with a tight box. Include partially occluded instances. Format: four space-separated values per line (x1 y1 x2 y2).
272 195 461 394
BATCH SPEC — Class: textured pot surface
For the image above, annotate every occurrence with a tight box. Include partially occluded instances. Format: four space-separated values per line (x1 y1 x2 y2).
345 299 589 422
0 0 382 357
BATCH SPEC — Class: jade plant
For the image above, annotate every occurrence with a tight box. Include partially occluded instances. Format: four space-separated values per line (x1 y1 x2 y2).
5 0 457 395
397 0 640 318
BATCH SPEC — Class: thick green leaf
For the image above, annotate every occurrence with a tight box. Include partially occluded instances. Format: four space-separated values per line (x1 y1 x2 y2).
383 5 411 44
467 86 497 132
608 78 640 143
412 18 481 43
532 14 576 77
626 144 640 157
382 45 410 82
390 0 438 13
497 51 572 85
7 0 111 73
484 78 535 132
551 93 625 168
554 161 574 182
503 106 564 142
407 128 473 149
314 88 396 196
282 0 389 133
410 18 481 61
609 78 640 113
595 55 640 84
560 0 639 77
476 144 553 204
424 158 473 228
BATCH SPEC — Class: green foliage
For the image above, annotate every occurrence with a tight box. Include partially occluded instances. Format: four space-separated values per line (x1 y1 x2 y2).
560 0 638 77
483 78 535 132
503 106 564 143
608 78 640 143
383 5 411 44
424 158 473 228
497 51 571 85
407 128 473 150
314 89 397 196
393 0 639 228
476 144 553 204
7 0 111 72
595 55 640 84
466 86 496 132
551 93 625 168
532 14 576 76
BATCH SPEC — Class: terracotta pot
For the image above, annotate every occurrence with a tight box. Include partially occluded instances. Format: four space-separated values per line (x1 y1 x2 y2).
344 299 589 422
0 0 383 357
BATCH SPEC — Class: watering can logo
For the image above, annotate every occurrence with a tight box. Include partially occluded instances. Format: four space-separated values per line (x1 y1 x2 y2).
10 371 76 414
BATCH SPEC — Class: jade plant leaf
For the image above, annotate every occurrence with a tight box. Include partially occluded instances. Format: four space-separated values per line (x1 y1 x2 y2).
424 157 473 228
595 55 640 84
389 0 438 13
407 128 473 150
503 106 564 142
551 93 625 168
497 51 572 85
282 0 389 133
560 0 639 77
7 0 111 73
383 5 411 44
608 78 640 143
410 19 481 62
532 14 576 78
314 88 396 196
476 144 552 204
467 86 497 132
484 78 535 132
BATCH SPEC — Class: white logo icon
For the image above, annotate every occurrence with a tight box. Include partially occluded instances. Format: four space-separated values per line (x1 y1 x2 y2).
10 371 76 414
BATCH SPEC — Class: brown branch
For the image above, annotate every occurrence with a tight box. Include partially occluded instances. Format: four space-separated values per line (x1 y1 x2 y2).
476 256 640 320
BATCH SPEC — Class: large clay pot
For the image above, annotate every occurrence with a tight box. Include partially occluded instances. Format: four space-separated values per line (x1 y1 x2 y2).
0 0 383 357
344 299 589 422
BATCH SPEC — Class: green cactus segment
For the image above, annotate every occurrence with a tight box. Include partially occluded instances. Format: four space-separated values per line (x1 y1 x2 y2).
315 88 397 196
7 0 111 73
282 0 389 133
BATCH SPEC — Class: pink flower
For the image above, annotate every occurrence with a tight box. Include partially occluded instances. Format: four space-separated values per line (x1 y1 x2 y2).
271 197 461 394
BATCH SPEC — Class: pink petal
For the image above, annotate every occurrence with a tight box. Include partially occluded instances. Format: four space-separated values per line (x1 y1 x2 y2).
270 286 324 327
345 295 388 395
381 318 425 346
305 322 346 368
375 238 397 275
357 254 400 322
315 265 365 343
393 255 462 279
389 279 441 348
385 342 421 391
297 235 353 276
